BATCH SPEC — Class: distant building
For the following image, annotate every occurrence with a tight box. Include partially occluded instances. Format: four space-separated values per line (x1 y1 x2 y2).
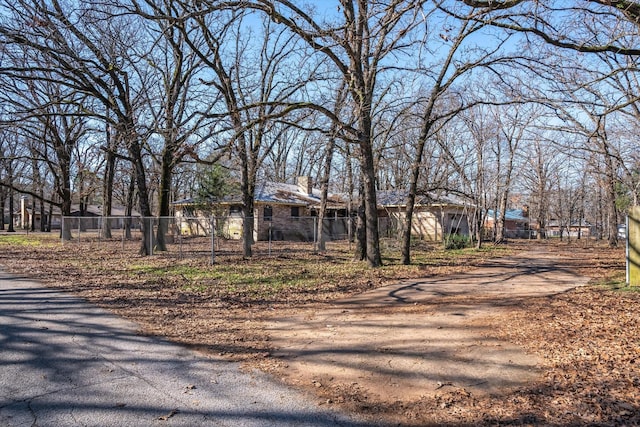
376 190 471 241
17 198 139 231
485 208 531 239
545 219 593 239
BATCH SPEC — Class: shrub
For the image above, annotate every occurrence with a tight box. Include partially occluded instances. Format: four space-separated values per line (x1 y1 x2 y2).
444 233 470 250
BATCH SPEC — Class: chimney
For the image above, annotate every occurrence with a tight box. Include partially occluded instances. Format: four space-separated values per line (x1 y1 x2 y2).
297 176 313 196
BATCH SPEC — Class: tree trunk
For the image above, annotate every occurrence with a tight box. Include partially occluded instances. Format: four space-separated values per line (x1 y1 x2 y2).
602 141 619 247
125 171 136 240
47 203 52 232
474 208 483 249
241 177 254 259
102 149 115 239
0 192 5 230
536 174 547 239
605 171 618 247
128 137 153 255
401 133 428 265
317 136 336 252
237 129 256 259
354 194 367 261
49 128 74 240
61 197 72 240
31 156 41 232
155 142 175 252
39 194 46 232
7 189 15 232
359 135 382 267
496 190 509 243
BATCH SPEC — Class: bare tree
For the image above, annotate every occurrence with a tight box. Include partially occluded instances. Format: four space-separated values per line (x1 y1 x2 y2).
490 103 533 242
0 129 17 232
459 107 497 247
0 0 158 253
174 8 312 258
230 0 427 267
101 119 117 238
454 0 640 55
128 0 222 251
0 69 90 240
521 132 564 240
543 84 626 246
315 83 349 252
398 3 524 263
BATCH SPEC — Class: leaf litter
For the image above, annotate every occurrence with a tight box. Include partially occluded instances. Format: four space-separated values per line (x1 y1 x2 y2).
0 238 638 425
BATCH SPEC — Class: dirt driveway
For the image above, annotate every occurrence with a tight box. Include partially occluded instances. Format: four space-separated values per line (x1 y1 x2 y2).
264 249 591 411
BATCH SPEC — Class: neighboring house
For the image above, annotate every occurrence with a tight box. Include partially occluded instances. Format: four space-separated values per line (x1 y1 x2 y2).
546 219 592 239
64 205 141 231
18 198 61 230
376 190 470 241
485 208 532 239
173 176 349 241
18 198 139 231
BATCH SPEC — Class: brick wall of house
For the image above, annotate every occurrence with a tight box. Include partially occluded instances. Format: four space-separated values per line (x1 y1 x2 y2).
255 203 315 241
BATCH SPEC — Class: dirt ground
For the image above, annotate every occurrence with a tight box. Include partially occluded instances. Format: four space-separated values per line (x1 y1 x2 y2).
264 249 588 398
1 239 638 426
259 247 620 425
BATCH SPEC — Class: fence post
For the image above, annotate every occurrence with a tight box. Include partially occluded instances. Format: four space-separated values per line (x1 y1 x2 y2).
149 218 153 256
268 223 272 256
626 213 630 286
313 216 317 253
211 216 216 265
78 219 81 243
179 217 183 259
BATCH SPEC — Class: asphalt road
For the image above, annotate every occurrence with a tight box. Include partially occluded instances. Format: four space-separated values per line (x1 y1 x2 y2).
0 272 366 427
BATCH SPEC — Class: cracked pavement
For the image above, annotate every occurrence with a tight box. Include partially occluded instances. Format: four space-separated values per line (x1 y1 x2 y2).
0 272 365 427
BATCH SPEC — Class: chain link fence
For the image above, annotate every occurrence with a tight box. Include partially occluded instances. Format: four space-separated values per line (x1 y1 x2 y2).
60 216 356 260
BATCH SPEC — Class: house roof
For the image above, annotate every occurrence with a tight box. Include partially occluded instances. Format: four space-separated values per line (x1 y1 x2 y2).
486 209 529 222
21 204 139 217
173 194 242 205
255 181 315 206
77 205 140 217
174 180 347 209
377 190 465 208
546 219 592 228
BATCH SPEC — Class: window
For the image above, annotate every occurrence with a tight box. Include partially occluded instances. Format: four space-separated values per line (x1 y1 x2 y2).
229 205 242 217
264 205 273 221
291 206 300 218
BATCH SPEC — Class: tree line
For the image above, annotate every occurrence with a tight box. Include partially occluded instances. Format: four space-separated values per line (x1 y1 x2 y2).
0 0 639 266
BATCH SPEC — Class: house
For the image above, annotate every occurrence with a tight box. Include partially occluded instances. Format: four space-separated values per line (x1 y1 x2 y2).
545 219 592 239
485 208 532 239
376 190 471 241
18 198 139 231
17 198 61 230
173 176 349 241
